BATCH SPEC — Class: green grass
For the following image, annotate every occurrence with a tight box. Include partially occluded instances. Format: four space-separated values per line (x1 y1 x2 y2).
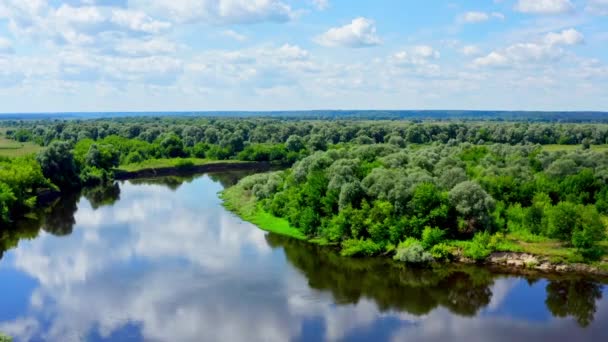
541 144 608 152
221 184 306 240
0 128 43 158
0 333 12 342
117 158 243 172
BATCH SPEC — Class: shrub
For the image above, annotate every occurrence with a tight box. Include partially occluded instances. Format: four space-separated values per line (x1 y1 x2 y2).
461 232 492 260
430 243 454 261
421 226 445 249
393 238 434 264
340 239 383 257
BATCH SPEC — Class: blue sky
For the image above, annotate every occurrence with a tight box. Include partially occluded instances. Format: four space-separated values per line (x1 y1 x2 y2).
0 0 607 112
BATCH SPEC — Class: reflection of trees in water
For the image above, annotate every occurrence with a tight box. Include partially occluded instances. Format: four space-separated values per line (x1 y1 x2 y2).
545 279 604 327
208 171 263 188
42 191 79 236
127 170 272 191
266 234 493 317
1 182 122 257
267 233 606 324
83 183 121 210
128 175 197 191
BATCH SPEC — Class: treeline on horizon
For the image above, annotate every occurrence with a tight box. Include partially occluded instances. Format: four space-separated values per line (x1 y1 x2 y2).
0 110 607 122
1 117 608 264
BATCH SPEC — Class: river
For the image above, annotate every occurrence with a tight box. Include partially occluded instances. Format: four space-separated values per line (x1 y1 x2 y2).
1 171 607 341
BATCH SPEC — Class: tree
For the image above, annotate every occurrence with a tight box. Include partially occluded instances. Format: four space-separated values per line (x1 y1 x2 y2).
0 182 16 223
448 181 495 233
160 134 186 158
85 144 120 170
285 135 305 152
37 141 80 189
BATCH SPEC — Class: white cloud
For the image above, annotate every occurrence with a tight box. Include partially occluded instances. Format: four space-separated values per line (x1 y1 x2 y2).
461 45 482 56
315 17 381 48
311 0 329 10
458 11 504 23
110 8 171 34
586 0 608 15
544 28 584 46
0 37 14 54
473 51 510 67
113 37 177 56
390 46 441 77
221 29 247 42
514 0 575 14
131 0 295 24
474 28 584 68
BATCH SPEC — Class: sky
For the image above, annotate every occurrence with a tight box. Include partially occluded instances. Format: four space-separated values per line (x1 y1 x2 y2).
0 0 607 113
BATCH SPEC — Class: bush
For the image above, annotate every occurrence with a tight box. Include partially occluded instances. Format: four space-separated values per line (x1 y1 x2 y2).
462 232 492 260
430 243 455 261
421 226 445 249
393 238 434 264
340 239 383 257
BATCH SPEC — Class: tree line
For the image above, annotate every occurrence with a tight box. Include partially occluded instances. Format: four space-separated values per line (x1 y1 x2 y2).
2 117 608 257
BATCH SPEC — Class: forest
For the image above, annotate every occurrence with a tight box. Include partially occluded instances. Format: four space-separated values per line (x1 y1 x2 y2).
1 117 608 266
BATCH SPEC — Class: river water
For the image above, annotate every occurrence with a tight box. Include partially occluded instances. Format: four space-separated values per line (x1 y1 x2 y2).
1 172 607 342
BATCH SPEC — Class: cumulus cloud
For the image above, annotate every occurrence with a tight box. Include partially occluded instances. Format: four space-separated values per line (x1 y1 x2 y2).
461 45 482 56
473 29 584 68
130 0 295 24
315 17 381 48
544 28 584 46
458 11 504 23
514 0 575 14
390 46 441 77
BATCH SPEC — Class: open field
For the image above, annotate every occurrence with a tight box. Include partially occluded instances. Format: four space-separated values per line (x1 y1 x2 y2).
0 128 43 158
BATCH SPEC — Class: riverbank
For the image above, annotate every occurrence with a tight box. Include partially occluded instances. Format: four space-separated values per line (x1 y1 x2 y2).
221 184 608 277
114 160 272 180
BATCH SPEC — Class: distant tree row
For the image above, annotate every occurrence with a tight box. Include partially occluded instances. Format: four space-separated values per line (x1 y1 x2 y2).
4 118 608 148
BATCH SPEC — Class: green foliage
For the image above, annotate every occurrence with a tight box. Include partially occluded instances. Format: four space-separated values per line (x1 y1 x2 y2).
340 239 383 257
394 238 434 264
430 243 455 261
37 141 80 189
421 226 446 249
0 332 12 342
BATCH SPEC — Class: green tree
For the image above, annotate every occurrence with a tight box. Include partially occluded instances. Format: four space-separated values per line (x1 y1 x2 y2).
448 181 495 234
36 141 80 189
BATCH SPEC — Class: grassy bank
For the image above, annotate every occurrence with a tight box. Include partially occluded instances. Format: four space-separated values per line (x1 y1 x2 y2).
0 333 12 342
221 184 306 240
117 158 243 172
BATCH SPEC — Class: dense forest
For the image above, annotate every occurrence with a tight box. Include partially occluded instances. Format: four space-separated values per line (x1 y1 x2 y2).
1 117 608 266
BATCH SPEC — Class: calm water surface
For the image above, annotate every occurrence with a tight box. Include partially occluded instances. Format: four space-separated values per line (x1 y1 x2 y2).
1 172 608 342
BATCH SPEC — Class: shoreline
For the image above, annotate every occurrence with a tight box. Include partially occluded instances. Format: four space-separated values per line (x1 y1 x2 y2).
113 161 273 180
220 185 608 279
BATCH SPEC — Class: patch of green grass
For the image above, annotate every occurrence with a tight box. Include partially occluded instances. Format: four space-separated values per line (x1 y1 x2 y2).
117 158 243 172
0 129 43 157
0 332 12 342
221 184 306 240
541 144 608 152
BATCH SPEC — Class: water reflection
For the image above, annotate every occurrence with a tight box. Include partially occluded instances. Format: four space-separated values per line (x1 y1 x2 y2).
0 172 607 341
